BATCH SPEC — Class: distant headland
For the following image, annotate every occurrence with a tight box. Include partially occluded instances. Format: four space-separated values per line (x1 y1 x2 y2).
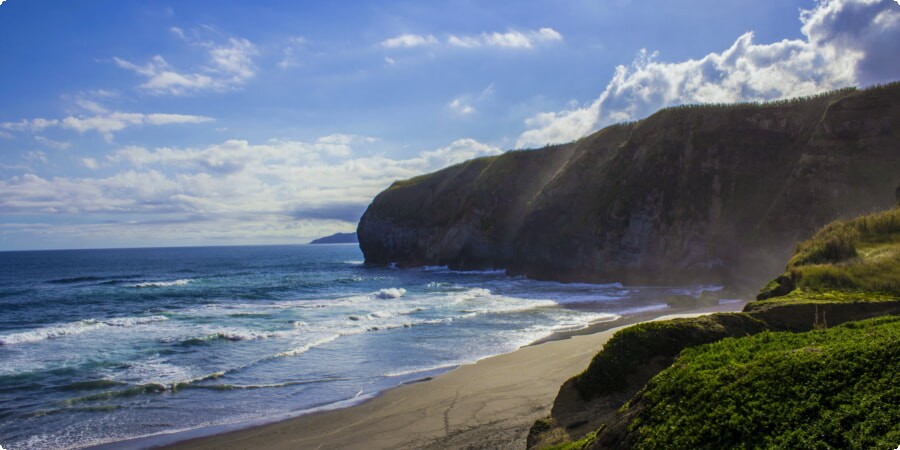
309 232 358 244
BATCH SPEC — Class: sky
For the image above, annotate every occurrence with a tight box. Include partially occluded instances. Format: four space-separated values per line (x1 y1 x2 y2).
0 0 898 250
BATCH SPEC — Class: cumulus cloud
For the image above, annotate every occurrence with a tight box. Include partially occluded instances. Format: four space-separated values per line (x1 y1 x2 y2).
114 33 258 95
516 0 899 148
381 34 439 48
0 136 502 243
448 27 563 49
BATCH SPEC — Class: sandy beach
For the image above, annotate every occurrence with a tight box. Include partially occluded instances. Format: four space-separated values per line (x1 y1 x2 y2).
161 301 745 450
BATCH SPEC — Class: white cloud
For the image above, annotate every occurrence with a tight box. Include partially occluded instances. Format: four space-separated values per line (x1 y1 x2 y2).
381 34 438 48
448 98 475 115
382 28 563 51
448 27 563 49
145 113 214 126
417 138 502 168
81 158 99 170
278 36 306 69
447 83 494 116
61 112 213 142
0 130 14 139
25 151 47 164
1 118 60 132
34 136 71 150
0 136 501 242
516 0 899 148
2 111 212 142
114 33 258 95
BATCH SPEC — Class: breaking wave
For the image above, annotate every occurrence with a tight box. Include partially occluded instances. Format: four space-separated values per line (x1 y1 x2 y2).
0 316 168 345
129 279 194 288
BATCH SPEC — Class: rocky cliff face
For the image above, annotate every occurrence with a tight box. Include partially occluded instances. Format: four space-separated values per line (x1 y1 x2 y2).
358 83 900 286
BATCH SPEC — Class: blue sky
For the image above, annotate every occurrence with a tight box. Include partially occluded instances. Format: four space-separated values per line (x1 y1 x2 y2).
1 0 898 250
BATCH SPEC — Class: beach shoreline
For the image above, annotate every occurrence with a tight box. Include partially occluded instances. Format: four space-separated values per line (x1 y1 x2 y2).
120 300 748 450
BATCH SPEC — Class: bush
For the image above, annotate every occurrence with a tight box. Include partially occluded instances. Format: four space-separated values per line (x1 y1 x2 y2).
623 316 900 449
572 314 767 399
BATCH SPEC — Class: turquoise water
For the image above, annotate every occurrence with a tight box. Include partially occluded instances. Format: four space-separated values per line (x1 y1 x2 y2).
0 244 701 449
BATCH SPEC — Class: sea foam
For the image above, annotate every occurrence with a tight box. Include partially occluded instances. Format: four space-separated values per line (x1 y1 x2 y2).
0 316 168 345
374 287 406 299
130 279 194 288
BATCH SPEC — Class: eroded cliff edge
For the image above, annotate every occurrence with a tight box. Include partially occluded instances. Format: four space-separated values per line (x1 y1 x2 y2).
358 83 900 286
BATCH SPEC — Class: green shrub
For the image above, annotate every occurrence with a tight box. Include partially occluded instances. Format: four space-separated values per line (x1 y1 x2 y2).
625 315 900 449
572 314 767 398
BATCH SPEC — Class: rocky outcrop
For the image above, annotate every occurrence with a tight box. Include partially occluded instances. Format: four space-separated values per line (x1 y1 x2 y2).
358 83 900 287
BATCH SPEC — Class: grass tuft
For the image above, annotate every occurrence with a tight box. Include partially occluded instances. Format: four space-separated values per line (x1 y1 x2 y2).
758 207 900 300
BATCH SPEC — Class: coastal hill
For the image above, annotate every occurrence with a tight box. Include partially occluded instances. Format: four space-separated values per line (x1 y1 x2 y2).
358 83 900 287
528 206 900 449
309 232 358 244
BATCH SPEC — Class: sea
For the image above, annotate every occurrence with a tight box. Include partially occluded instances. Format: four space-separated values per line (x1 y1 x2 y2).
0 244 715 449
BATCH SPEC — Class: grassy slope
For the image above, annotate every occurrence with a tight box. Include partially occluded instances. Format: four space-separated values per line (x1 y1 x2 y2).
624 316 900 449
534 207 900 449
756 207 900 304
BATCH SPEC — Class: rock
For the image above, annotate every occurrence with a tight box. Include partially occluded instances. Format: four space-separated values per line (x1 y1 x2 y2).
358 83 900 287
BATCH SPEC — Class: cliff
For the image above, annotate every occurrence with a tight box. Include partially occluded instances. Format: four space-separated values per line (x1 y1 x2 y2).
358 83 900 286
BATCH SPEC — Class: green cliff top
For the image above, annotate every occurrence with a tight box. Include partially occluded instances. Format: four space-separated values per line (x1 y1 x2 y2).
755 207 900 305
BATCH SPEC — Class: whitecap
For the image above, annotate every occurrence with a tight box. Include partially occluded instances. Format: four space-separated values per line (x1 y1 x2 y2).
274 334 341 358
0 315 169 345
130 279 194 288
374 287 406 299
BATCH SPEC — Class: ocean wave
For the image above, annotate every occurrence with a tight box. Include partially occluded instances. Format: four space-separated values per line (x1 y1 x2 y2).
60 379 127 391
364 317 452 332
422 265 507 275
0 315 168 345
61 372 226 405
178 377 348 391
177 329 289 345
274 335 341 357
46 276 107 284
382 363 460 378
374 287 406 299
129 279 194 288
549 312 620 332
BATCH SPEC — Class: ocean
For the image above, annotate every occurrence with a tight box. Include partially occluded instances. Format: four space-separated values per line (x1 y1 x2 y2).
0 244 711 449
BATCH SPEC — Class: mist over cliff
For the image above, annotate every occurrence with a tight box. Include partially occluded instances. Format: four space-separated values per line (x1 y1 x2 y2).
358 83 900 287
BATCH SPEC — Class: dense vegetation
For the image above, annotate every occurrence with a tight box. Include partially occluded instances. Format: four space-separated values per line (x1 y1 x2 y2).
532 206 900 449
758 207 900 301
572 314 766 398
623 316 900 449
